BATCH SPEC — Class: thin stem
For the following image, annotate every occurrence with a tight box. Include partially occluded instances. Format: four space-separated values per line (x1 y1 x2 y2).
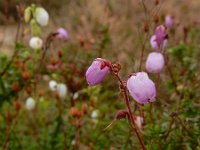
114 73 146 150
3 111 20 150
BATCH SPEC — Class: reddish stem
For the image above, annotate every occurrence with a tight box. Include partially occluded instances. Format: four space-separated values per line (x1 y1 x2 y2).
114 73 146 150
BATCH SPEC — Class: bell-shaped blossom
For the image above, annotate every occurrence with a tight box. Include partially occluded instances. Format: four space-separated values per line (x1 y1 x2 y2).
145 52 165 73
25 97 36 110
29 37 43 49
150 35 168 51
127 72 156 104
56 28 68 41
56 83 67 99
165 15 174 28
49 80 57 91
35 7 49 26
86 58 110 86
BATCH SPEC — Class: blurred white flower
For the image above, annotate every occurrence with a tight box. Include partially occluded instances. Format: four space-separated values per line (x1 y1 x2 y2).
25 97 36 110
56 83 67 99
91 110 99 123
71 139 76 146
73 92 79 100
29 37 43 49
35 7 49 26
49 80 57 91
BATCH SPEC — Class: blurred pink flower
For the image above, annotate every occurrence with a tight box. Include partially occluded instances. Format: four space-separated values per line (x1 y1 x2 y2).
155 25 167 46
86 58 110 86
145 52 165 73
165 15 174 28
150 26 168 51
127 72 156 104
150 35 159 50
56 28 68 41
47 64 59 70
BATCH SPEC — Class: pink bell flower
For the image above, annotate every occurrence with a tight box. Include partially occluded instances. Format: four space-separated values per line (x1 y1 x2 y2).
86 58 110 86
145 52 165 73
127 72 156 104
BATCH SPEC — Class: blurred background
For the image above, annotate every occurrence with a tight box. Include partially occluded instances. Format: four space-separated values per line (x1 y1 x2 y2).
0 0 200 150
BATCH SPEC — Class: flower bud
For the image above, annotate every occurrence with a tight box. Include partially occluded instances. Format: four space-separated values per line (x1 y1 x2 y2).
6 111 13 123
29 37 43 49
25 86 32 94
127 72 156 104
145 52 164 73
25 97 36 110
22 71 30 80
86 58 110 86
35 7 49 26
70 107 82 118
14 100 21 112
56 28 68 41
82 103 88 114
24 7 31 23
115 110 128 120
165 15 174 28
12 82 20 92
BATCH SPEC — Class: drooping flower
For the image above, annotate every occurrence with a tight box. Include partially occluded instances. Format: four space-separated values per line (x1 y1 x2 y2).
56 83 67 99
35 7 49 26
86 58 110 86
165 15 174 28
56 28 68 41
49 80 57 91
145 52 165 73
127 72 156 104
29 37 43 49
25 97 36 110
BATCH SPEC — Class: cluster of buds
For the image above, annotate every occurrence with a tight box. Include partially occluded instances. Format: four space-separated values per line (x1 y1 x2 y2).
70 103 88 118
146 15 174 73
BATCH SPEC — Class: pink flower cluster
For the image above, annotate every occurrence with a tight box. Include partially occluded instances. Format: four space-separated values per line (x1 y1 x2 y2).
86 59 156 104
85 15 174 104
146 15 174 73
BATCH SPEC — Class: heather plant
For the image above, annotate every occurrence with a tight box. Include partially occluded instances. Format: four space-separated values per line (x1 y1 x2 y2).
0 1 200 150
